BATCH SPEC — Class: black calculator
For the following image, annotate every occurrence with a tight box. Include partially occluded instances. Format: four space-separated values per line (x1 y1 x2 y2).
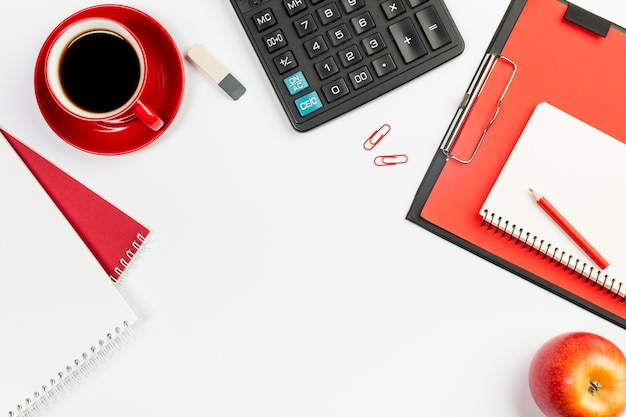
229 0 464 131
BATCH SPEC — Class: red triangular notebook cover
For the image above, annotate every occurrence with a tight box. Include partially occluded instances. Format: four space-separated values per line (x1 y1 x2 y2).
1 129 150 281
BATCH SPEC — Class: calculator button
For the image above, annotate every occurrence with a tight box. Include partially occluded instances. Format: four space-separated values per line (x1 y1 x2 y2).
284 71 310 95
348 66 373 89
252 8 277 32
340 0 365 13
362 33 387 55
408 0 428 6
328 23 352 46
315 56 340 79
372 54 397 77
351 11 375 35
381 1 406 20
389 18 427 63
416 6 451 50
322 78 350 102
338 44 363 67
263 29 288 53
283 0 307 16
295 91 324 116
273 50 298 73
317 3 342 25
303 35 329 58
294 14 318 37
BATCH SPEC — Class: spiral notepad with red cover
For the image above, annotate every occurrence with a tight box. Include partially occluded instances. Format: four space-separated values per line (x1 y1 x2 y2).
0 132 140 416
1 129 150 281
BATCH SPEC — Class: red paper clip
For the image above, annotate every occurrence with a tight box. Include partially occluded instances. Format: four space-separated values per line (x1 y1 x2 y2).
374 154 408 166
363 124 391 150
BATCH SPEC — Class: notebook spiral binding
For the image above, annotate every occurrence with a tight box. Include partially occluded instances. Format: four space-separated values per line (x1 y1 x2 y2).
481 210 626 302
8 321 136 417
110 232 147 282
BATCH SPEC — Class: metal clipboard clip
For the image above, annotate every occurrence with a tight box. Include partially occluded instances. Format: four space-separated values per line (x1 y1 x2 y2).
440 54 517 164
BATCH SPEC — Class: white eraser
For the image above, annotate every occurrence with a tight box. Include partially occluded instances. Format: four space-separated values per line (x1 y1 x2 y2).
186 43 246 100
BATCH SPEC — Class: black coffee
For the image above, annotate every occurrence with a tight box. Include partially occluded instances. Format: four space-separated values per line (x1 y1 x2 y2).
59 31 140 113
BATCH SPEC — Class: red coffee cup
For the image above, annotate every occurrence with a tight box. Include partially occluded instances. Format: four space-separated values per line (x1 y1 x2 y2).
45 18 163 131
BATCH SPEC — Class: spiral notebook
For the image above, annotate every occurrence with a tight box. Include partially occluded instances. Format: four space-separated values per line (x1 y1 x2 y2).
480 102 626 294
1 129 150 281
0 130 139 416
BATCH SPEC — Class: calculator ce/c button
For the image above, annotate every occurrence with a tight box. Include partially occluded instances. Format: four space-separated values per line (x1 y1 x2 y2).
295 91 324 117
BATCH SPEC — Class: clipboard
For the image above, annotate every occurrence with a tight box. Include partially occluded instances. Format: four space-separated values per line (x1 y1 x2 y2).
406 0 626 328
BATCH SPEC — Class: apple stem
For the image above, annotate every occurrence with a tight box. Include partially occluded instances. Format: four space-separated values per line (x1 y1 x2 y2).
589 380 603 396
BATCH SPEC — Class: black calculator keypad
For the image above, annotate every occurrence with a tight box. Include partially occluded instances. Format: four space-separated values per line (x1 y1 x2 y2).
230 0 464 132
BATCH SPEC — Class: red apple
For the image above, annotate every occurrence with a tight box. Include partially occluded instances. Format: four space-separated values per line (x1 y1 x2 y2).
529 332 626 417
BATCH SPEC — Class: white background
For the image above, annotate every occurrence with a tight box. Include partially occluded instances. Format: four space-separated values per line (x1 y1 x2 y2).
2 0 626 416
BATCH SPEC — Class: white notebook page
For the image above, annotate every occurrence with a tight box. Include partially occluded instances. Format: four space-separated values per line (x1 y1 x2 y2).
480 102 626 297
0 134 139 415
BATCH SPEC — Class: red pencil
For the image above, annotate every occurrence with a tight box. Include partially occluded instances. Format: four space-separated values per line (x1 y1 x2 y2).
529 189 609 269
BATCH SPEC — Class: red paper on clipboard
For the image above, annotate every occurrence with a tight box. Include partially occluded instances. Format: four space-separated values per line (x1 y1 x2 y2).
407 0 626 327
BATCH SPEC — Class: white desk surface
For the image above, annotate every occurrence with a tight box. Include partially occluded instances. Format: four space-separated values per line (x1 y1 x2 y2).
3 1 626 416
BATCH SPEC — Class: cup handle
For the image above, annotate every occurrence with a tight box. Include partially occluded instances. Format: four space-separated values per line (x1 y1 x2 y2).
133 100 164 131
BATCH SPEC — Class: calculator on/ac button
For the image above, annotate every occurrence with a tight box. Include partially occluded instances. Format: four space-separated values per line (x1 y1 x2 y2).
230 0 464 131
